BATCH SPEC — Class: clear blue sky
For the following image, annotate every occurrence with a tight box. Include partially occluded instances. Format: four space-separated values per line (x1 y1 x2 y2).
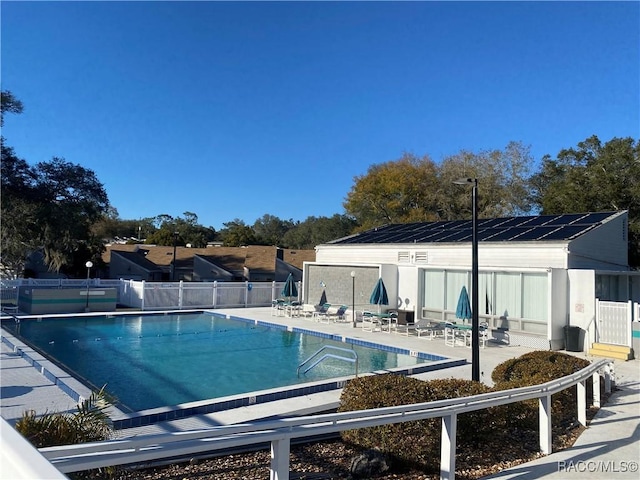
2 1 638 230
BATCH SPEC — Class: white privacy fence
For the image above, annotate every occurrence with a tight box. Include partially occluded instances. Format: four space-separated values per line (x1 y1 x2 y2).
596 299 635 347
18 359 612 480
2 279 297 311
119 280 290 310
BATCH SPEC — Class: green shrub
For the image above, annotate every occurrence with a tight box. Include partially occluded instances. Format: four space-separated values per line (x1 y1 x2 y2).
338 374 493 470
491 351 592 430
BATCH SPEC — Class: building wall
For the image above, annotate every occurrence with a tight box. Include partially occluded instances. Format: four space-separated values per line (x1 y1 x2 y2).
568 269 596 350
317 243 572 270
550 268 569 350
568 211 628 270
110 254 162 281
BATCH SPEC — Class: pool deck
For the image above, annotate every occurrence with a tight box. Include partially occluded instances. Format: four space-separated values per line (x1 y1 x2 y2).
2 307 639 478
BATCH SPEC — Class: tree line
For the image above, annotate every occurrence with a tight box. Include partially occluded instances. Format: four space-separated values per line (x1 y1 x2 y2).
2 90 638 278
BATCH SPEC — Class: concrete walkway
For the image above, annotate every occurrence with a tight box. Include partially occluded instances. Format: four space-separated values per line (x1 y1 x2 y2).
1 308 638 478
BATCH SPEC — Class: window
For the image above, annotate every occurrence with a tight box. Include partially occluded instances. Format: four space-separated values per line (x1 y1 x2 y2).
423 270 444 309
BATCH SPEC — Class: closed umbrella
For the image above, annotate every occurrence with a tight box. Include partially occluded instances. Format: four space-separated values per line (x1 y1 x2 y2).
369 278 389 313
281 273 298 302
456 286 472 323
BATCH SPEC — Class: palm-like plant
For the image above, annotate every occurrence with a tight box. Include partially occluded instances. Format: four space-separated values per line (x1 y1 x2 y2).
15 386 113 448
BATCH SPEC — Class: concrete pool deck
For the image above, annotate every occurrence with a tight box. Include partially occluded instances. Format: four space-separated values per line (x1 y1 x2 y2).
2 307 639 478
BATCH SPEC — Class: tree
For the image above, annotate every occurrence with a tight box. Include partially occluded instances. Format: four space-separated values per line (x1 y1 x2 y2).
531 135 640 267
438 141 535 220
282 214 358 249
344 153 441 230
253 214 295 246
219 219 257 246
344 144 535 230
144 212 215 247
0 90 23 126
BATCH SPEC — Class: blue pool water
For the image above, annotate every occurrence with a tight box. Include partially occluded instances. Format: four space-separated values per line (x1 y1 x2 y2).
8 312 430 412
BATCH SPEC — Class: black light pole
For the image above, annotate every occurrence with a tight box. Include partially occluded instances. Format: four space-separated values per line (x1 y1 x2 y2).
84 261 93 312
351 271 356 327
172 231 179 282
454 177 480 382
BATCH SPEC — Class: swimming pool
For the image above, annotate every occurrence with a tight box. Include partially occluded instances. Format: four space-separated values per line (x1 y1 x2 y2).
3 311 461 428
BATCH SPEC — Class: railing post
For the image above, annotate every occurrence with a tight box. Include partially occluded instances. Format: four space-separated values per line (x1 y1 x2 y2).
178 280 184 309
603 362 614 393
539 394 552 455
245 281 249 307
440 413 457 480
140 280 145 311
592 372 601 408
628 300 633 348
270 437 290 480
577 380 587 426
213 281 217 308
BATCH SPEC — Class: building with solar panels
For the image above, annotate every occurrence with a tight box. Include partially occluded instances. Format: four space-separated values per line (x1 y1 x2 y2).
303 210 639 351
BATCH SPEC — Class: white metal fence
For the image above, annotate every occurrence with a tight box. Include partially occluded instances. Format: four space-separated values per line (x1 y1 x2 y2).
16 359 612 480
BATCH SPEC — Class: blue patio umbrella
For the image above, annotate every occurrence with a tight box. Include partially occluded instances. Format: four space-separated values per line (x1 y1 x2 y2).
456 286 472 322
281 273 298 301
369 278 389 312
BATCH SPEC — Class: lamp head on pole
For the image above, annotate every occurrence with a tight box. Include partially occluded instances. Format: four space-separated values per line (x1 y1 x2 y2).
453 177 477 186
350 271 356 278
85 261 93 269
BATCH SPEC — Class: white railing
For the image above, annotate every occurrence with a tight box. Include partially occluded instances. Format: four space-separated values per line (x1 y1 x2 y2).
0 418 68 479
24 359 613 480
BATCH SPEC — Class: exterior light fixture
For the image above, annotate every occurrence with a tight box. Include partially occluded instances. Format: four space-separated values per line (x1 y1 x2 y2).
351 271 356 328
85 261 93 312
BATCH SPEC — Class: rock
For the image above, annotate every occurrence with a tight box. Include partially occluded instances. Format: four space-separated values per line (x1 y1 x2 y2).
349 449 389 478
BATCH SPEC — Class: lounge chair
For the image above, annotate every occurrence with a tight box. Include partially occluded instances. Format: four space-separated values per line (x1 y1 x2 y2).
300 304 317 318
393 313 417 336
328 305 349 323
416 321 445 340
312 303 331 321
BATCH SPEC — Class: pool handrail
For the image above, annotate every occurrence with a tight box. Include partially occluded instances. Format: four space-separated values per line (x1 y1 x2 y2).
297 345 358 377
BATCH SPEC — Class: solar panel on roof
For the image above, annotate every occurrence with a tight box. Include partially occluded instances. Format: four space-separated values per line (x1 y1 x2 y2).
537 225 593 240
329 211 616 244
480 227 528 241
510 226 559 241
543 213 588 226
581 212 615 224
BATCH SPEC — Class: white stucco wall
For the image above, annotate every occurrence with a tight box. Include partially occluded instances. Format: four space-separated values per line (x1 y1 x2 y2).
568 269 596 350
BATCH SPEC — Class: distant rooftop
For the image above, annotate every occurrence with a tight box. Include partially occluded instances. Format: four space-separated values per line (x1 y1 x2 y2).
329 211 619 245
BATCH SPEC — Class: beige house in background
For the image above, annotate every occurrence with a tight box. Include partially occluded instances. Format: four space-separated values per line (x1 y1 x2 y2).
105 245 315 283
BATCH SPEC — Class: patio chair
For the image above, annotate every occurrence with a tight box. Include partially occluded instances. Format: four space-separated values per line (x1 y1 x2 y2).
463 321 490 348
271 299 286 317
361 311 379 332
444 322 467 347
381 311 398 333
